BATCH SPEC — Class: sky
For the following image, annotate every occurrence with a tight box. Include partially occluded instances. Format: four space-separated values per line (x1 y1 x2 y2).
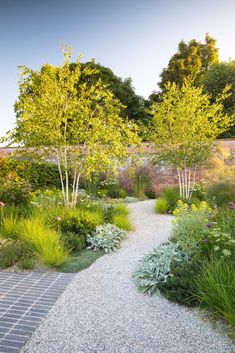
1 0 235 140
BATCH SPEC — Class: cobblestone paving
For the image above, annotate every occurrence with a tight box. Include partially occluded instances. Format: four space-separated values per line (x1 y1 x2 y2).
0 272 74 353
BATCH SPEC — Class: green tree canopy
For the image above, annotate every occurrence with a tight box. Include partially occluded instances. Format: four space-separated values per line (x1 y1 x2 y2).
71 61 148 125
202 61 235 137
159 34 219 90
149 81 232 201
8 48 140 207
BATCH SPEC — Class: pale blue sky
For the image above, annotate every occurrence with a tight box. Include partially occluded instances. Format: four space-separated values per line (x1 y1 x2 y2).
1 0 235 139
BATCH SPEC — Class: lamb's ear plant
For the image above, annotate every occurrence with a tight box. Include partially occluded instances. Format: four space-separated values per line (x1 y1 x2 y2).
87 223 126 253
132 242 185 295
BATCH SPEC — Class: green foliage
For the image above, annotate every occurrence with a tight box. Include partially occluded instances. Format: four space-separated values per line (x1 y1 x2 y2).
1 215 21 239
215 207 235 238
79 62 148 125
195 258 235 330
158 258 200 306
60 231 86 251
87 223 126 253
0 174 31 205
0 156 61 190
162 186 180 213
202 60 235 137
59 208 104 236
19 218 70 267
171 204 211 258
132 242 184 295
112 214 132 231
0 239 35 269
206 180 235 207
155 197 169 214
201 228 235 260
159 34 219 89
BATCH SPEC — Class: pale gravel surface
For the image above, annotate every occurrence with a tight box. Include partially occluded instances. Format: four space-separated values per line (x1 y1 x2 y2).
21 200 235 353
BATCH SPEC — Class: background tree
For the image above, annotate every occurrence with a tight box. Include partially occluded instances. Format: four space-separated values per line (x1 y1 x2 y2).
202 61 235 137
9 48 140 207
149 81 232 201
158 34 219 90
72 61 149 125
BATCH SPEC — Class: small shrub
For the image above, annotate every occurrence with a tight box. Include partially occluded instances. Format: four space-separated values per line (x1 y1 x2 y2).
0 174 32 205
113 214 132 231
132 242 184 295
170 212 210 258
0 239 34 269
61 231 86 251
201 228 235 260
158 257 201 306
155 197 169 214
195 258 235 329
87 223 126 253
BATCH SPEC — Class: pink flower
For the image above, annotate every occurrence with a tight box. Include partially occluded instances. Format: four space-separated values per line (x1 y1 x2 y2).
0 201 5 208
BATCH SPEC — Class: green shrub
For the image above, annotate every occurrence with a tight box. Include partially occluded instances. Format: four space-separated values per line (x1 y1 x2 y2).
0 156 61 190
158 257 201 306
195 258 235 329
20 218 69 267
170 212 210 258
201 228 235 260
59 208 104 236
0 175 32 205
162 186 180 212
113 214 132 231
87 223 126 253
61 231 86 251
155 197 169 214
206 180 235 207
132 242 184 295
215 207 235 239
0 239 34 269
133 169 151 199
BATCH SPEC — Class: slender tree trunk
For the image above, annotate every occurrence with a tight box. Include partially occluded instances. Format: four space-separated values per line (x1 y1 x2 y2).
57 156 66 206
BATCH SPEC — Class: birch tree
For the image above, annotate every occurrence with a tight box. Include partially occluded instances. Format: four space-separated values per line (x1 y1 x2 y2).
9 47 140 207
149 81 232 201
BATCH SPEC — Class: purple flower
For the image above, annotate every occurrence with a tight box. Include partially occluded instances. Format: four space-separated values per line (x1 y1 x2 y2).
203 239 209 244
206 223 213 229
228 202 235 211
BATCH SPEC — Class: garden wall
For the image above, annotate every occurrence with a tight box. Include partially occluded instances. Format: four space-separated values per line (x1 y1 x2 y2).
1 139 235 193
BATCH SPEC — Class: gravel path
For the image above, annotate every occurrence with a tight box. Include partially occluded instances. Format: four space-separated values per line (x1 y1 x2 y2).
21 200 235 353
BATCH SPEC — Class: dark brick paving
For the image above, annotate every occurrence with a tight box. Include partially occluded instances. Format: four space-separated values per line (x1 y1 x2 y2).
0 271 75 353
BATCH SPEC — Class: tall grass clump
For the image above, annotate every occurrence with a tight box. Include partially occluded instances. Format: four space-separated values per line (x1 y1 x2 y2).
195 258 235 331
0 215 21 240
112 204 132 230
155 197 168 214
20 218 70 267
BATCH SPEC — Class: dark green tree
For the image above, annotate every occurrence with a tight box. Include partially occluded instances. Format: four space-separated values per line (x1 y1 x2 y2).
202 61 235 137
78 62 149 124
159 34 219 90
